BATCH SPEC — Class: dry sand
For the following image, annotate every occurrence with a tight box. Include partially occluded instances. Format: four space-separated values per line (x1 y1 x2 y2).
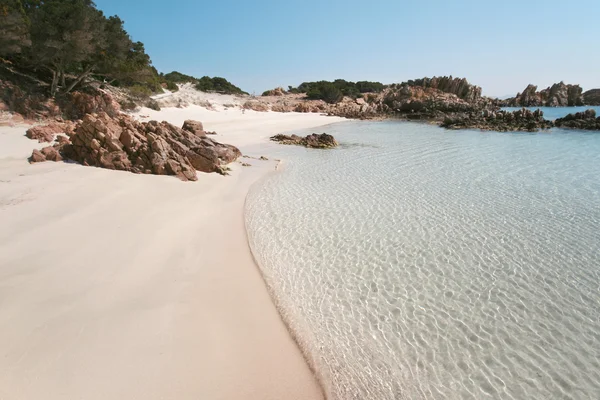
0 98 344 399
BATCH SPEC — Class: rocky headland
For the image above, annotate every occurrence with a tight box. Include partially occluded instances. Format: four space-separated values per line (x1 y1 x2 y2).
582 89 600 106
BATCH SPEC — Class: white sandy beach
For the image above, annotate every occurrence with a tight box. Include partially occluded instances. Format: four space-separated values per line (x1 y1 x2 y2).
0 97 344 399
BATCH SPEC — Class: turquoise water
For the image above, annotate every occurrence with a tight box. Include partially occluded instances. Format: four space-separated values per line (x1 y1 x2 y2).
501 106 600 120
245 121 600 400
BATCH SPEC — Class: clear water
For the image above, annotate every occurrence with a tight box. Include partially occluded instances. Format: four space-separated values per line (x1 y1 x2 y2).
245 121 600 400
501 106 600 121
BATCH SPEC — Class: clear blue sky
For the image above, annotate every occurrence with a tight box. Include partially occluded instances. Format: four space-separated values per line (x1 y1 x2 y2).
94 0 600 97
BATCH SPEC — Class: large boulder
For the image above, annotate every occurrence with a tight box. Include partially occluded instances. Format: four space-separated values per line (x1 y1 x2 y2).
182 120 205 136
30 113 241 180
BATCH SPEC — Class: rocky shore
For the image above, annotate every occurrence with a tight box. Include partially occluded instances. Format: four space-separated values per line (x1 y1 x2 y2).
555 109 600 130
441 108 553 132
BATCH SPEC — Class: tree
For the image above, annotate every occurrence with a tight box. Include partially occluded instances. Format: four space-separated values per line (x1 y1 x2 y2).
27 0 107 95
0 0 31 56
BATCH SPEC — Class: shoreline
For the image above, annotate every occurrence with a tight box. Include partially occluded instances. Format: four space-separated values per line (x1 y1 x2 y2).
0 105 344 399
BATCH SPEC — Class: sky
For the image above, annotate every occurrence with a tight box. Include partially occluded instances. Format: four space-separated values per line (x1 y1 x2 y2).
94 0 600 97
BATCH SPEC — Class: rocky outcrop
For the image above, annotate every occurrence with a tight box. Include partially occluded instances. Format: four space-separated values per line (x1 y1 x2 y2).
242 100 270 112
29 113 241 180
406 76 482 103
262 87 287 96
441 108 553 132
59 90 121 120
555 109 600 130
583 89 600 106
270 133 338 148
0 80 122 121
25 121 75 142
503 82 584 107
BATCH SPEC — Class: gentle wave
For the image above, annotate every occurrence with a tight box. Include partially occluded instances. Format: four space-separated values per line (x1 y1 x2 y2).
245 121 600 400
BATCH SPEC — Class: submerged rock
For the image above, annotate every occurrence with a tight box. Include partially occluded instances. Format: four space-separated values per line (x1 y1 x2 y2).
270 133 338 148
29 113 241 180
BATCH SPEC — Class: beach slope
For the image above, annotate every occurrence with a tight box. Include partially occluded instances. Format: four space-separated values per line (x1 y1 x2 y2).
0 106 343 400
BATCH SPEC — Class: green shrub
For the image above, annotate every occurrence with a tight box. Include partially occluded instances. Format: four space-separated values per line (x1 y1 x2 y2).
306 82 343 104
165 80 178 92
128 84 152 99
194 76 247 95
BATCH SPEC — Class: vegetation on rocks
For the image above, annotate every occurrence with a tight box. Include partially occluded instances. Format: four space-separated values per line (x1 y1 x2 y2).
159 71 247 95
295 79 385 103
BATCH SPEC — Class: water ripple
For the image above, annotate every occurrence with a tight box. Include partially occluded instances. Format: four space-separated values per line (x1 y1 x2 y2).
246 121 600 400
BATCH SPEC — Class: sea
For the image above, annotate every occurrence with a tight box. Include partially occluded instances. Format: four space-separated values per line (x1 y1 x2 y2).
245 107 600 400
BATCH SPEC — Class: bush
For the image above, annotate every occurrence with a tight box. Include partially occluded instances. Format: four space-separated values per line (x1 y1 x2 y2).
128 84 152 99
298 79 384 99
306 82 343 104
165 80 178 92
195 76 247 95
163 71 197 83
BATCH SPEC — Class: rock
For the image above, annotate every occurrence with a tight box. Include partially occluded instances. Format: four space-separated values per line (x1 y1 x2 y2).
243 100 269 112
259 156 268 160
182 120 205 136
262 87 287 96
25 122 75 143
29 149 46 163
145 99 160 111
59 90 121 120
40 145 63 161
441 108 553 132
30 113 241 181
503 82 584 107
555 109 600 130
270 133 338 148
242 163 251 167
406 76 483 102
583 89 600 106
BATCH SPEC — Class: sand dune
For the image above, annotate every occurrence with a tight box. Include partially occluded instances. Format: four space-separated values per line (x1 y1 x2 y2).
0 102 344 399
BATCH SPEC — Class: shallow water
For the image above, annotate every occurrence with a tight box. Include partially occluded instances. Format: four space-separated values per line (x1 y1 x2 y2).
501 106 600 120
245 121 600 400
